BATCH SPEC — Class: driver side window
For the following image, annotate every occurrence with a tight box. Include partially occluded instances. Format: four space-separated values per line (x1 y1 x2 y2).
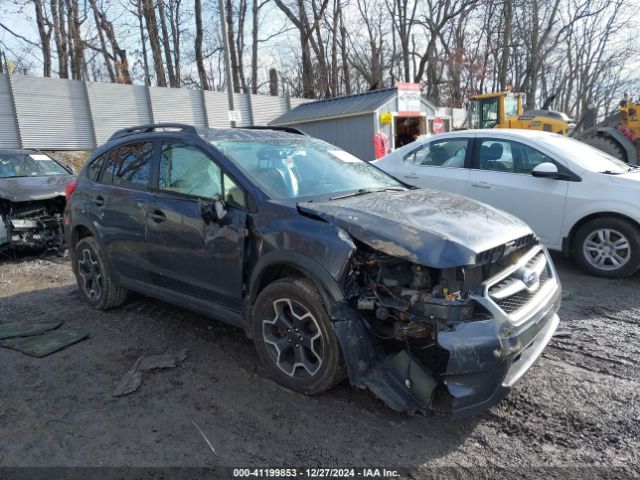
159 142 221 198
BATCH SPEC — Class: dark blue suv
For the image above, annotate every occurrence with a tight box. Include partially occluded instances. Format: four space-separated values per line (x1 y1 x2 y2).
65 123 560 416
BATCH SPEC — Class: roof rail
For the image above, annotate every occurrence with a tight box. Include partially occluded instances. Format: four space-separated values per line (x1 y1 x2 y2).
241 126 307 135
108 123 199 141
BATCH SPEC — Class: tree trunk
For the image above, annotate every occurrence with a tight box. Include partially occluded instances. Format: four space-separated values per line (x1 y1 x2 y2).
50 0 68 78
157 0 177 87
33 0 52 77
498 0 512 90
137 0 151 85
338 3 350 94
142 0 167 87
225 0 241 92
194 0 209 89
250 0 259 93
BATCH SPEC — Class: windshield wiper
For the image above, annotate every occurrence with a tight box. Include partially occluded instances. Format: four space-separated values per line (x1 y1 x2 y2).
330 187 405 200
598 170 623 175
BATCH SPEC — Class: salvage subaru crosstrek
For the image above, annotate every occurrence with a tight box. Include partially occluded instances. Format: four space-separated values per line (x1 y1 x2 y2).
65 123 560 416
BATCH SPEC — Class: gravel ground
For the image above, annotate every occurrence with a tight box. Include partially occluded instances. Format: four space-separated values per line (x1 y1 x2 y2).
0 251 638 475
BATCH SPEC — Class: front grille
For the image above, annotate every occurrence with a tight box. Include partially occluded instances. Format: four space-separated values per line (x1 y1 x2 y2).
494 268 549 314
463 235 538 293
487 251 551 316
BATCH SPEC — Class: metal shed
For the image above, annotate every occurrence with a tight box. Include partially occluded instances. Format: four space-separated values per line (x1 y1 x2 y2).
270 86 444 160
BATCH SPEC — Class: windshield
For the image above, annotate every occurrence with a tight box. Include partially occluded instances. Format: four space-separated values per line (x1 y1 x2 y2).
537 135 630 173
0 153 69 178
213 139 404 199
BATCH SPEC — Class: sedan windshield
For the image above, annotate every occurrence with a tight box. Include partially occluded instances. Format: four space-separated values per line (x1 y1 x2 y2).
538 135 630 174
213 139 404 199
0 153 69 178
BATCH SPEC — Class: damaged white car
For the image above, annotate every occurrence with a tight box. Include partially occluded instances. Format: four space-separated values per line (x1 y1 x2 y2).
0 150 75 252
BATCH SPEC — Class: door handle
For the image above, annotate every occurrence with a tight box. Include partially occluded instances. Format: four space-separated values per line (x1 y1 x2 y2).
94 196 105 207
149 209 166 223
471 181 492 189
404 174 419 179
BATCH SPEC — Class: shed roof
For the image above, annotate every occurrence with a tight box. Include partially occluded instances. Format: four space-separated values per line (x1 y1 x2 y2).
271 88 398 125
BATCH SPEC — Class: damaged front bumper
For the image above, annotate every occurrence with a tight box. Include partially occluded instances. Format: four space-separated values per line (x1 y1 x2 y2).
0 199 66 251
332 246 561 418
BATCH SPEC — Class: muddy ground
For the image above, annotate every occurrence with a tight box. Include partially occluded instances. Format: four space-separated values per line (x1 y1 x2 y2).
0 251 638 475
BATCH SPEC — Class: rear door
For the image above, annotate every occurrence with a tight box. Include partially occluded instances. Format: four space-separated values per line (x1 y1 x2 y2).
466 137 569 247
91 140 155 283
397 137 472 196
146 140 248 310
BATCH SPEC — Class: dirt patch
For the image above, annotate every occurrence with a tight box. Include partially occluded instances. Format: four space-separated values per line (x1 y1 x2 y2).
0 252 638 473
45 150 93 173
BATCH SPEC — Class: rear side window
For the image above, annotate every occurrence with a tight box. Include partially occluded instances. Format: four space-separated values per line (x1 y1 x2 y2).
404 139 469 168
86 153 106 181
102 142 154 188
159 142 221 198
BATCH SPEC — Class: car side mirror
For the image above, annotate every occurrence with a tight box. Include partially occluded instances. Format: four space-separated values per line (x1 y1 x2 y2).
200 194 227 224
531 162 568 180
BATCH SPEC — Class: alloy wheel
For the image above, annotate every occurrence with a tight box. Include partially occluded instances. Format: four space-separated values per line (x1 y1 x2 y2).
583 228 631 271
77 249 103 301
262 298 324 378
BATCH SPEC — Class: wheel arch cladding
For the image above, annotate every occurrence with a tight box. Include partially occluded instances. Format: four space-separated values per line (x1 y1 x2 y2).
245 251 347 332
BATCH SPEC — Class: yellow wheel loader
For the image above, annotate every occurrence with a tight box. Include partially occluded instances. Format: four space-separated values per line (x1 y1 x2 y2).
469 91 573 135
469 91 640 165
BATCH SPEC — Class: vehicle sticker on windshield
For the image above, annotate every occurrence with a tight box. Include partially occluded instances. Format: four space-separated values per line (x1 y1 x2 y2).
328 150 360 163
29 154 52 161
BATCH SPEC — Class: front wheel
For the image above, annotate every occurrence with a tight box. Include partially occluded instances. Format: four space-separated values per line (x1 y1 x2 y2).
251 278 346 394
573 218 640 278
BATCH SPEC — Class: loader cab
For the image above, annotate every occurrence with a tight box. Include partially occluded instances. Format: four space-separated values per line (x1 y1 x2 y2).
470 92 525 129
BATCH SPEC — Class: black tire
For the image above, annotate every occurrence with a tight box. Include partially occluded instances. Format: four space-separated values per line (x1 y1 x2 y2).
251 277 346 394
582 134 626 162
573 217 640 278
73 237 128 309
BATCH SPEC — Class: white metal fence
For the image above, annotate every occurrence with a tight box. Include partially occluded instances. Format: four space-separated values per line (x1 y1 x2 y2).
0 74 309 150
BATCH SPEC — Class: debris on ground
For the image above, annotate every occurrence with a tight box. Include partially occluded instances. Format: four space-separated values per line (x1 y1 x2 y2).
0 327 89 357
0 319 62 339
113 349 189 397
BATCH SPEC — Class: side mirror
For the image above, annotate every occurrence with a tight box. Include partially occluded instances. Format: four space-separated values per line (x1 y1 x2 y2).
200 194 227 224
531 162 568 180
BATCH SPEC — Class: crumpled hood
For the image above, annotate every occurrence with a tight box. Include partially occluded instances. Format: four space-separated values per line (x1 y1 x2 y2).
0 175 75 202
298 189 533 268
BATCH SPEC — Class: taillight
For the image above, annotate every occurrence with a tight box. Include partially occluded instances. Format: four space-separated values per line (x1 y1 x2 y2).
65 179 78 201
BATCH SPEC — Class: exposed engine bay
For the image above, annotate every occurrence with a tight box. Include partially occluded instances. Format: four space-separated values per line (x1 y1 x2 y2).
348 241 489 344
0 197 66 252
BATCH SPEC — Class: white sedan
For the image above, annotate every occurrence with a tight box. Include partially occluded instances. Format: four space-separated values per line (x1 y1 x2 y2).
373 129 640 278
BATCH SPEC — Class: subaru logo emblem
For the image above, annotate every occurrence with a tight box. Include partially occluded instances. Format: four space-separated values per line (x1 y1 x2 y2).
520 269 540 292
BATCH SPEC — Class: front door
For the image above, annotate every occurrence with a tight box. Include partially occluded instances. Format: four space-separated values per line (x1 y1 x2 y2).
145 141 247 310
467 138 569 247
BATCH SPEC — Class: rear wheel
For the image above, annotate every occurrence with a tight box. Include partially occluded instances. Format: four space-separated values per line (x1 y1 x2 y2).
74 237 127 309
573 218 640 278
582 134 626 162
251 277 346 394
